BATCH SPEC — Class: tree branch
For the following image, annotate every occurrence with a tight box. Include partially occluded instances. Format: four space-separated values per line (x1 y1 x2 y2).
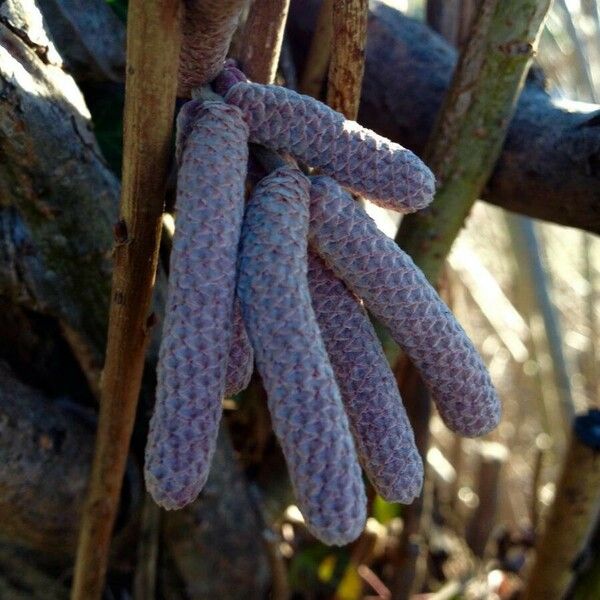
288 0 600 235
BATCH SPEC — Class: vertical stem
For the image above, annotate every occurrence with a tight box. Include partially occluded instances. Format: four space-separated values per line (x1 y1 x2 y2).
71 2 182 599
522 410 600 600
506 214 576 426
299 0 334 97
395 0 552 284
236 0 291 84
327 0 368 119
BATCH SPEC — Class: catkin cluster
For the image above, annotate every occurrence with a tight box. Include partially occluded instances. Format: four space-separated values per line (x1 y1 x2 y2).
145 67 501 546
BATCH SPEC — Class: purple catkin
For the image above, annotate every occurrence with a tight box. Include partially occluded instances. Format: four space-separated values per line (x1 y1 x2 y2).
144 101 249 510
178 0 246 97
237 166 367 546
224 301 254 397
308 176 501 437
307 252 423 503
224 81 435 212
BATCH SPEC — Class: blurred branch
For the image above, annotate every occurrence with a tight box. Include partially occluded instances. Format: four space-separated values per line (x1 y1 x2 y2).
133 496 161 600
506 215 576 426
236 0 290 84
465 441 508 557
395 0 552 283
327 0 368 119
522 410 600 600
71 1 182 598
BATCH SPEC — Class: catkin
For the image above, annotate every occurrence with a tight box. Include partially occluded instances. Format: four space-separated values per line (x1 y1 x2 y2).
308 176 501 437
237 166 366 545
145 101 249 510
225 301 254 397
307 252 423 502
178 0 246 97
224 81 435 212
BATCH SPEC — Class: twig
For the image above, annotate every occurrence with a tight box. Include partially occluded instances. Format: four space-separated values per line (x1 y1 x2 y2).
299 0 333 96
465 441 508 557
395 0 552 283
236 0 291 84
327 0 368 119
522 409 600 600
70 2 182 599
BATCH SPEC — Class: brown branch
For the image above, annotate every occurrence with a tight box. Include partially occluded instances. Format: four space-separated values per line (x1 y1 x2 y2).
70 2 182 598
327 0 368 119
395 0 552 283
236 0 291 84
523 410 600 599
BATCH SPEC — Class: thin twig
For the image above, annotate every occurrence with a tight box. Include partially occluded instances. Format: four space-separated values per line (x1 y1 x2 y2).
327 0 368 119
299 0 334 97
236 0 291 84
70 2 182 598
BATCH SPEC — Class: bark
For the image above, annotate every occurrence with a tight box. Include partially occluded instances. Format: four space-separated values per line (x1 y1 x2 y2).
288 0 600 236
70 1 182 597
0 361 139 557
0 0 118 391
236 0 290 84
327 0 368 119
0 361 93 555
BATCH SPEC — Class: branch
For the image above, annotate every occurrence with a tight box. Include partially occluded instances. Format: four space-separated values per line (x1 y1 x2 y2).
0 362 139 557
288 0 600 236
327 0 368 119
36 0 126 82
395 0 552 282
71 1 182 598
235 0 290 84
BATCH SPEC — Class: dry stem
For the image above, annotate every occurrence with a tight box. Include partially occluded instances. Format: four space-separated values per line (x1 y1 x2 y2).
70 2 182 598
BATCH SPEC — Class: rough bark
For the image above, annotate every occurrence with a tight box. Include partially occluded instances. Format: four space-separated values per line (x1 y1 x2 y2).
0 361 94 555
288 0 600 236
0 0 118 391
36 0 125 82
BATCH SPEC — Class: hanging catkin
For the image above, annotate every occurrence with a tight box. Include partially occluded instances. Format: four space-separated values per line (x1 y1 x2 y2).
145 100 249 510
307 252 424 502
223 81 435 212
308 176 501 437
237 166 367 545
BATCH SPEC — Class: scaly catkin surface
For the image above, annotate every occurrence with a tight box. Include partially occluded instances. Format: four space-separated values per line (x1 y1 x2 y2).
225 301 254 397
145 101 249 510
178 0 246 97
224 81 435 212
308 176 501 437
307 252 423 502
238 166 367 545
